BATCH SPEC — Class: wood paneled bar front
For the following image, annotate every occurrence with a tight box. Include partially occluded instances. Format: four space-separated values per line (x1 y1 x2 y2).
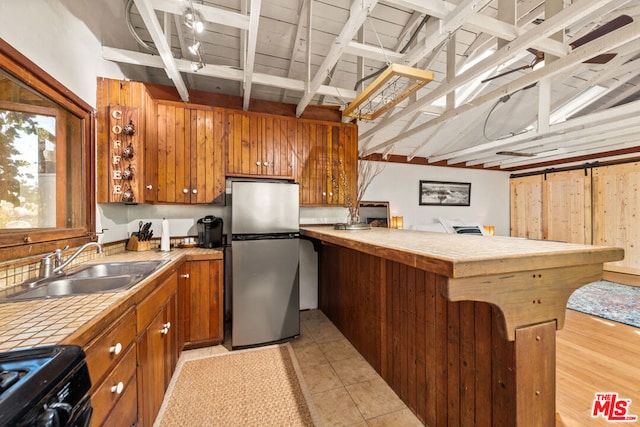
300 226 623 426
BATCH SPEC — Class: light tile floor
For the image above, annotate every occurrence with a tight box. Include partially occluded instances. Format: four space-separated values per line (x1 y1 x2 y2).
176 309 423 426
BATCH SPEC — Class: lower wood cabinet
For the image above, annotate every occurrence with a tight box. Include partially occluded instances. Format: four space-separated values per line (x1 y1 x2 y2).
77 257 224 426
83 307 137 427
136 270 178 427
178 259 224 349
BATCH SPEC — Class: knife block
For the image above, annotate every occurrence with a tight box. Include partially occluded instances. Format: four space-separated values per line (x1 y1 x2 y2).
126 235 151 251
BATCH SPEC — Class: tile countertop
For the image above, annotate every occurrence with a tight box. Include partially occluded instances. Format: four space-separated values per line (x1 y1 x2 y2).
300 225 624 278
0 248 223 352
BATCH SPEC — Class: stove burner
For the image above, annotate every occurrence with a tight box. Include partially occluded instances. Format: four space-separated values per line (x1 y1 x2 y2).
0 369 26 394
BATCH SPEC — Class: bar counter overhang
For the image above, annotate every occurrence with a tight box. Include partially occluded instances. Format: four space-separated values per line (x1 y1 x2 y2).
301 226 624 426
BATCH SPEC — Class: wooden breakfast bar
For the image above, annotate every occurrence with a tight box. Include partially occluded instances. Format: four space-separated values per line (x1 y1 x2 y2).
300 226 624 427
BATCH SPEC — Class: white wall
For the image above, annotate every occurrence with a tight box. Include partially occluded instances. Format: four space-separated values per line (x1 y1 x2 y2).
362 161 511 236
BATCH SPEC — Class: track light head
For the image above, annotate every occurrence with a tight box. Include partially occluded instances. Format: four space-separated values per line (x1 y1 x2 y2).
188 41 201 56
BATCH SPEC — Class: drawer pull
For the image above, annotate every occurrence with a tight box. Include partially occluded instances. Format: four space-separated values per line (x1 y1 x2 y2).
192 189 198 194
180 274 190 279
109 343 122 355
256 162 261 166
164 322 171 329
111 382 124 395
146 185 153 190
263 162 269 166
183 188 189 193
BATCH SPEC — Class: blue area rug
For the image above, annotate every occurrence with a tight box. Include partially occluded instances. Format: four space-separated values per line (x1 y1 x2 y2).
567 280 640 328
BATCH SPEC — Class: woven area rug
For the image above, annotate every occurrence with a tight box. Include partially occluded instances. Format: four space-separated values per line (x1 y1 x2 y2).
567 280 640 328
155 343 319 426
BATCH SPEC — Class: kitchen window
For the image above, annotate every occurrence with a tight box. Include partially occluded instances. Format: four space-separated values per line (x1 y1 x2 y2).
0 39 95 260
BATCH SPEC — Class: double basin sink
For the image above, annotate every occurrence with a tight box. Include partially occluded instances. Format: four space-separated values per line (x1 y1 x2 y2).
2 260 169 303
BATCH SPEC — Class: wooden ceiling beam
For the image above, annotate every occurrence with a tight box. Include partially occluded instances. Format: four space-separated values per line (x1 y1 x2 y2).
150 0 250 30
242 0 262 110
102 46 357 100
133 0 189 102
360 0 621 155
441 98 640 164
296 0 379 117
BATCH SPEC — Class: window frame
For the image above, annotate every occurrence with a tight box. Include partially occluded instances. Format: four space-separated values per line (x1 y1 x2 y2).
0 38 96 261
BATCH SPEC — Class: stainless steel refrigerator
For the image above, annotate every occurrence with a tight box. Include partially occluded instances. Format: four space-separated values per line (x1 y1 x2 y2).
231 181 300 348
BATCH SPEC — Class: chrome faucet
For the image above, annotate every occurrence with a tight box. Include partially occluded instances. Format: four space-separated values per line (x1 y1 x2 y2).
39 242 103 278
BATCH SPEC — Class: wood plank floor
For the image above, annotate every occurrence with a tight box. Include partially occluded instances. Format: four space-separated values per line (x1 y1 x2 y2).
556 309 640 426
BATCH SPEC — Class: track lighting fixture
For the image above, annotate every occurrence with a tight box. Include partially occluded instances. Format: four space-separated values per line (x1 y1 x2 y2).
183 0 206 73
191 61 205 72
188 41 201 56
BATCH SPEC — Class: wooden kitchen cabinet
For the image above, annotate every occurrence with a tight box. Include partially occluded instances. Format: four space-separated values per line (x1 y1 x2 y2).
178 259 224 349
136 271 178 427
83 307 137 426
223 108 296 178
296 120 358 206
148 101 225 204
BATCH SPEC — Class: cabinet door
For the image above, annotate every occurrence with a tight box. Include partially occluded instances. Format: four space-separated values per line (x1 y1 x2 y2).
179 260 224 349
296 121 358 206
156 102 188 203
153 102 225 204
225 109 294 178
136 309 166 427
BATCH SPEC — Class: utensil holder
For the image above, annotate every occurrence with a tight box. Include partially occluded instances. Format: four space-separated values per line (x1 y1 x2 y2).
126 236 151 251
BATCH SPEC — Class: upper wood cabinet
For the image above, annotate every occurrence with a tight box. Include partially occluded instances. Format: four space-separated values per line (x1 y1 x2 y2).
146 101 225 204
222 108 296 178
296 120 358 206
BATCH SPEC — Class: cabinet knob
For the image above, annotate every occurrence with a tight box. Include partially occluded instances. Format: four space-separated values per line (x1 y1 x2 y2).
109 343 122 355
111 382 124 395
161 327 169 335
164 322 171 329
146 185 153 190
192 189 198 194
256 162 261 166
322 192 326 196
180 273 190 279
263 162 269 166
183 188 189 194
329 192 333 196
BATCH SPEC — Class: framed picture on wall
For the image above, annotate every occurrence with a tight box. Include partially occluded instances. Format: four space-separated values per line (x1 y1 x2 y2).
419 180 471 206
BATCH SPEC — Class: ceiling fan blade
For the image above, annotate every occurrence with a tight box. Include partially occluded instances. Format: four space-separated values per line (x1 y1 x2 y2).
481 64 532 84
584 53 617 64
569 15 633 49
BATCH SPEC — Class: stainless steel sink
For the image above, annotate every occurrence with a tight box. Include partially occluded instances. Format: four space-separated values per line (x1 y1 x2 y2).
67 260 166 278
7 276 138 301
2 260 169 303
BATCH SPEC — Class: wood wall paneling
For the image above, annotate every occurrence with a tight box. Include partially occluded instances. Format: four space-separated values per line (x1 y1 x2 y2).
317 244 535 426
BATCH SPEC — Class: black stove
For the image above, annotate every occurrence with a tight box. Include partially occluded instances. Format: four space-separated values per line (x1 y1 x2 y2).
0 345 92 427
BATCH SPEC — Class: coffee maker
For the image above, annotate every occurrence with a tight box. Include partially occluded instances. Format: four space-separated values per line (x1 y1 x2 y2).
197 216 223 248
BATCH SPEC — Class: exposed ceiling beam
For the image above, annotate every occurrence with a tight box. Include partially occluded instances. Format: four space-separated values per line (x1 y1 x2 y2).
133 0 189 102
402 0 494 66
281 0 310 103
360 0 619 152
490 130 640 168
173 14 195 87
102 46 358 100
344 41 404 63
242 0 262 110
436 98 640 164
150 0 249 30
476 117 640 167
296 0 379 117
